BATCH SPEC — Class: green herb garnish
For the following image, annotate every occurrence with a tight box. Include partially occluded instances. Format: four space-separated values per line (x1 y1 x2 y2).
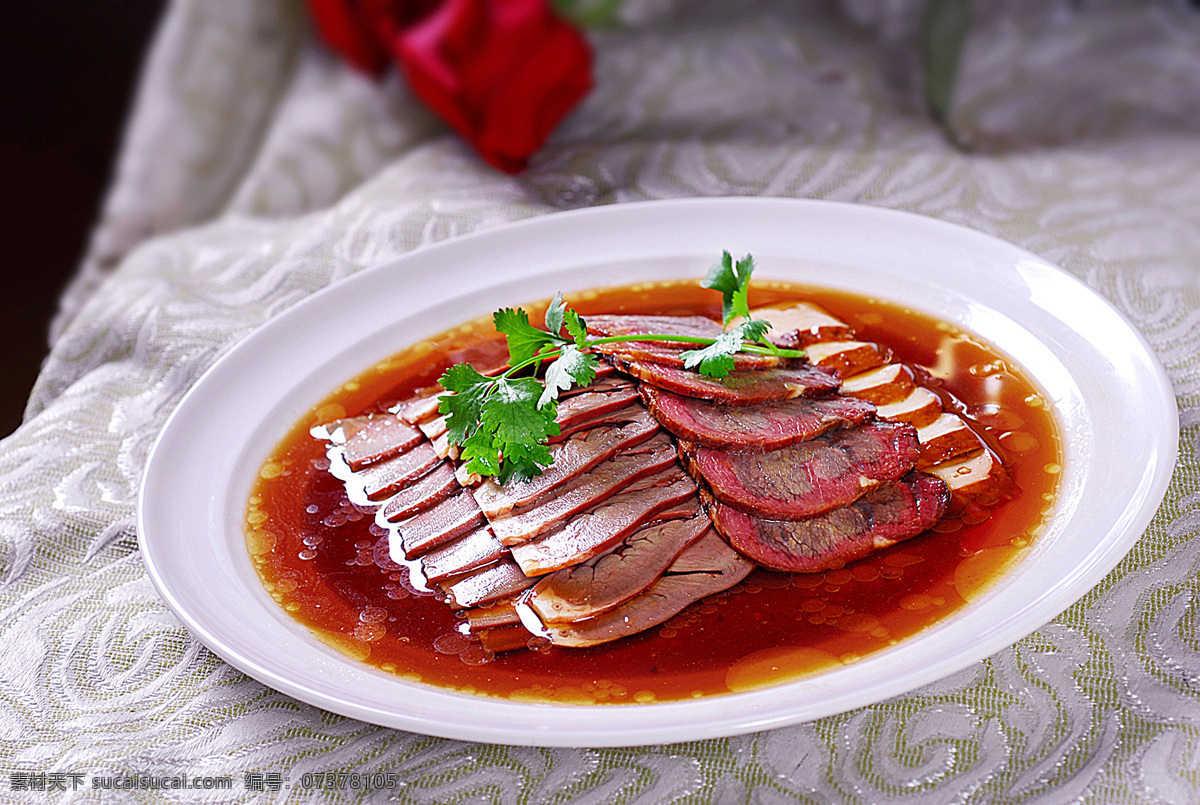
437 252 803 481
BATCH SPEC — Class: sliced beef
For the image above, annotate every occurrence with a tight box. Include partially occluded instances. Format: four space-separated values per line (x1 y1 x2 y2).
358 442 440 501
681 419 920 519
544 529 754 648
805 340 891 378
611 358 840 404
527 506 711 624
548 389 642 444
587 314 725 340
341 415 424 471
642 386 875 451
509 468 697 576
706 471 950 572
396 491 485 558
472 408 658 518
379 462 457 522
420 526 506 582
441 559 538 609
587 314 783 370
490 434 679 546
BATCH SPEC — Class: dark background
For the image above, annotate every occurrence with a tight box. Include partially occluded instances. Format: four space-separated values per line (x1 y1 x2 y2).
0 0 165 437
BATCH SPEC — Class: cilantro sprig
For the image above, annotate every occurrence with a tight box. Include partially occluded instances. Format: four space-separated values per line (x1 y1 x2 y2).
437 252 803 481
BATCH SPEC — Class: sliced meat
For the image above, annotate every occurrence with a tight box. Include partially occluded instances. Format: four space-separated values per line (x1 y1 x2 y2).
358 442 440 501
465 599 523 631
642 386 875 451
682 419 921 519
916 413 985 466
490 434 679 546
396 491 485 558
548 387 643 443
379 462 458 522
744 302 855 348
509 469 698 577
805 340 891 378
419 416 448 440
543 529 754 648
587 314 724 340
472 409 659 518
341 415 424 471
928 448 1014 501
877 386 942 428
441 559 537 609
527 506 711 624
839 363 915 405
420 526 506 582
707 471 950 572
587 314 783 370
395 393 443 425
611 358 840 404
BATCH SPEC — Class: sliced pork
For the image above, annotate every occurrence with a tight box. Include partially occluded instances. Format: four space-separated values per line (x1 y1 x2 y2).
681 419 921 520
706 471 950 572
642 386 875 451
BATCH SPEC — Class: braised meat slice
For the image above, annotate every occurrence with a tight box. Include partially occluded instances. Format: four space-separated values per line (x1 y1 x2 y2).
358 442 440 500
527 505 711 624
420 526 506 582
548 385 641 443
706 471 950 572
341 415 424 471
610 358 839 404
379 461 457 522
441 559 537 609
543 529 754 648
588 313 782 371
490 434 679 546
509 468 697 576
396 491 486 558
472 408 658 518
682 419 920 519
642 386 876 451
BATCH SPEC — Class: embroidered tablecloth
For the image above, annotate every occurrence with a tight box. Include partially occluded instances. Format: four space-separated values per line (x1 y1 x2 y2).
4 1 1199 801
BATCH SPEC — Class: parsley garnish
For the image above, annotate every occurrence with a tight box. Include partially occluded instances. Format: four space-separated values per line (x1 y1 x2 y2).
437 252 802 480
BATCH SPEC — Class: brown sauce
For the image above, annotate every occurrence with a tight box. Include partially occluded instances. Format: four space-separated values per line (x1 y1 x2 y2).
245 280 1061 704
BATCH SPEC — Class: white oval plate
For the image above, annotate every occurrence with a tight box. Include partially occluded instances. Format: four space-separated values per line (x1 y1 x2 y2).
138 198 1177 747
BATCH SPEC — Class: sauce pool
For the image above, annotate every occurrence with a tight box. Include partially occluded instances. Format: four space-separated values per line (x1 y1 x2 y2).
245 280 1061 704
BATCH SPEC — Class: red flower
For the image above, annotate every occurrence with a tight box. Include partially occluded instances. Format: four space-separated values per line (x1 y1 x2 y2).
307 0 593 173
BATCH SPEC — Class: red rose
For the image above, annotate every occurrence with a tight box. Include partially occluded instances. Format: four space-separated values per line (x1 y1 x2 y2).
307 0 593 173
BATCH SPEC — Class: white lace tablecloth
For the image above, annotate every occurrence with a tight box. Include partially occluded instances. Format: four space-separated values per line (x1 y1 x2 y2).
5 1 1200 801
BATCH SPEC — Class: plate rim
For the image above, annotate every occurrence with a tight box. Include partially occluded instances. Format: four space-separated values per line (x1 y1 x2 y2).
137 197 1178 746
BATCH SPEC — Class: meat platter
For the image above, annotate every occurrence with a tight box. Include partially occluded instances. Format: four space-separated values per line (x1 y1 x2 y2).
138 199 1176 745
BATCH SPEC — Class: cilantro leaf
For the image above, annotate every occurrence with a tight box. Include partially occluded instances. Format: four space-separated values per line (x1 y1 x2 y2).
494 307 557 367
738 317 772 344
539 345 599 407
680 330 744 378
437 363 493 443
564 308 588 348
701 251 756 325
544 292 567 336
482 377 559 482
678 318 774 378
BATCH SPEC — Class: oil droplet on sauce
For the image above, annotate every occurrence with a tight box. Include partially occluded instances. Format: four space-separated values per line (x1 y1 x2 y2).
248 280 1062 703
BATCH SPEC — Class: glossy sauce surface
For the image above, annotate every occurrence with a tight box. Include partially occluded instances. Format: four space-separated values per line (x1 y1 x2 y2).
246 280 1061 704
